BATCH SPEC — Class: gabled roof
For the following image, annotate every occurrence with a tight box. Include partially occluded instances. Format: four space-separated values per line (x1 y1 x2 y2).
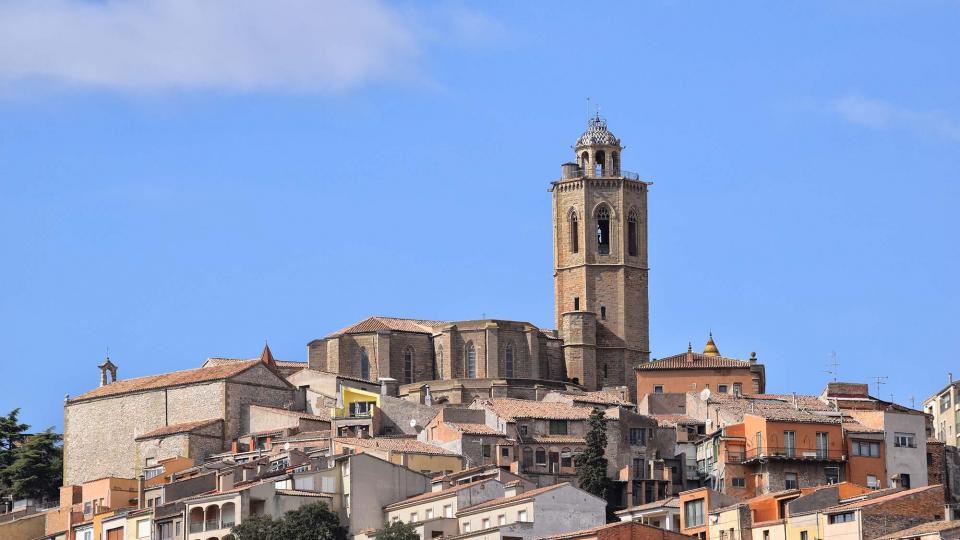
204 356 306 370
70 361 265 402
875 519 960 540
824 484 943 513
249 404 330 423
637 352 754 370
384 478 498 510
650 414 703 427
444 423 505 436
458 483 569 514
475 398 594 421
136 419 223 440
327 316 445 337
615 496 680 513
335 436 458 456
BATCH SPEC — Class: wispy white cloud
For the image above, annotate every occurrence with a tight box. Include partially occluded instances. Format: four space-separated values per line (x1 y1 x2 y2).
831 94 960 143
0 0 447 93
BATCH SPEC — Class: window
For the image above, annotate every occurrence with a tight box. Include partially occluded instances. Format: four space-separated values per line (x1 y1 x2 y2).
573 297 580 311
600 306 606 320
784 431 796 457
570 211 579 253
403 347 414 384
596 206 610 255
463 522 471 532
411 512 419 523
733 383 742 396
444 505 453 518
654 385 664 394
535 448 547 465
800 532 808 540
549 420 568 435
561 448 572 468
482 445 491 458
629 428 646 446
825 467 840 485
602 364 608 379
519 424 528 436
829 512 856 524
718 384 728 394
684 499 705 528
466 342 477 378
498 514 506 525
899 473 911 489
426 509 434 519
360 348 370 380
731 477 746 488
763 531 770 540
894 433 916 448
720 531 726 540
482 518 490 529
518 510 528 522
816 432 829 458
501 447 510 457
505 345 515 378
943 394 953 412
785 472 798 490
436 345 444 379
522 447 533 467
853 441 881 457
867 475 880 489
144 466 163 480
136 519 150 538
83 532 92 540
628 211 638 257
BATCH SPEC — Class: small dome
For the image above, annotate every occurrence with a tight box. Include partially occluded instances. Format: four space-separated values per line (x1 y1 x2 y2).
703 332 720 357
576 115 620 147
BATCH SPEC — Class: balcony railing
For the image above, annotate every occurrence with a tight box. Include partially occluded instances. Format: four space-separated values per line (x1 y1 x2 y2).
189 522 203 533
743 447 844 462
726 451 745 463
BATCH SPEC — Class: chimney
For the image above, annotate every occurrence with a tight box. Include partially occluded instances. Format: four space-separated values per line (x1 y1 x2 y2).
218 471 235 492
750 352 758 364
792 392 799 410
504 482 521 497
950 372 954 385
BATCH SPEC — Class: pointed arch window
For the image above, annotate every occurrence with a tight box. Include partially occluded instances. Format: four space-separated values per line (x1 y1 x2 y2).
466 342 477 378
596 206 610 255
628 210 638 257
435 345 443 380
403 347 414 384
540 358 550 380
569 210 579 253
504 344 515 378
359 347 370 380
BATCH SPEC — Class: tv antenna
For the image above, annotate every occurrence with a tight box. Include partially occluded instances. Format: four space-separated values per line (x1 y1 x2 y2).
824 351 839 382
872 376 888 397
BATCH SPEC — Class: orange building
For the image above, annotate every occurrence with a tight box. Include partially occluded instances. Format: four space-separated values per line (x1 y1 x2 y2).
679 487 741 540
636 335 765 400
45 477 138 538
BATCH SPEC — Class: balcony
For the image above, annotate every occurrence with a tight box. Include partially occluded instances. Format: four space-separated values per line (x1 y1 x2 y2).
726 451 745 463
743 447 844 463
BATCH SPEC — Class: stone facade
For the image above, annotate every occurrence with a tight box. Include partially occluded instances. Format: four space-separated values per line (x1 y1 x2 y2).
63 362 295 485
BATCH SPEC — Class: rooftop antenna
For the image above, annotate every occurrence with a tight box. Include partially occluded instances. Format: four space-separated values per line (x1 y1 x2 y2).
909 395 916 409
824 351 839 382
871 376 888 398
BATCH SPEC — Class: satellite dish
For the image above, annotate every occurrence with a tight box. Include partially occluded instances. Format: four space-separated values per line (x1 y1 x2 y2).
700 388 712 401
409 419 417 428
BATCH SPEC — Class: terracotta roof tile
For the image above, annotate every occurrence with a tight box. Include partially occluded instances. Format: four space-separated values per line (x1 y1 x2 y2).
276 489 332 498
384 479 497 510
458 483 569 514
556 391 633 406
328 316 445 337
70 361 261 402
650 414 703 427
826 485 943 512
335 437 458 456
136 419 223 440
477 398 594 421
637 352 753 370
205 357 306 369
444 423 505 436
875 519 960 540
524 435 586 444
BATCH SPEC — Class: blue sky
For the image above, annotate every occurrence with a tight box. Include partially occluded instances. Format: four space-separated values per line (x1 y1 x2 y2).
1 1 957 431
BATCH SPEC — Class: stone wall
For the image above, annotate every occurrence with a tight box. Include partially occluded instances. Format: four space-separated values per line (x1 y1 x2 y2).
861 485 944 539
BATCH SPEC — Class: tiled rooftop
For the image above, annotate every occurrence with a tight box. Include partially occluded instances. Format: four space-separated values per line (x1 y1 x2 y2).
335 436 458 456
384 478 497 510
327 316 446 337
444 423 505 436
637 352 753 370
650 414 703 427
70 361 262 402
135 419 222 440
205 356 306 369
875 518 960 539
477 398 595 421
459 483 568 514
826 484 943 512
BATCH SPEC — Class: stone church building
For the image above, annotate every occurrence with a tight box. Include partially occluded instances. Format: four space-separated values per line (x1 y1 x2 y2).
309 115 651 401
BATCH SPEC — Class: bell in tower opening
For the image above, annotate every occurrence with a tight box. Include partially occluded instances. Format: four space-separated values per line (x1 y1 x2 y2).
550 114 651 401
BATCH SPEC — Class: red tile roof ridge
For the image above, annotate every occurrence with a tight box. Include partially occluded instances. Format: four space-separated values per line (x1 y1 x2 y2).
444 422 505 436
69 360 261 402
384 478 499 510
327 316 447 337
637 352 753 370
875 518 960 540
826 484 943 512
477 398 594 421
457 483 570 514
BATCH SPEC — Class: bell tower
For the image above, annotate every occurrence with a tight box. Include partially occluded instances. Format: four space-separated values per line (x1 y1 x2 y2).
550 115 650 398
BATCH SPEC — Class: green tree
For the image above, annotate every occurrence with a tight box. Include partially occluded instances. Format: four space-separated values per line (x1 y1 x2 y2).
373 520 420 540
575 407 611 501
0 429 63 502
229 502 346 540
0 409 29 470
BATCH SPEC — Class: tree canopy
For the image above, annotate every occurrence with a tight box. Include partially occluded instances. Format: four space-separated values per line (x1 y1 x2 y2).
574 407 611 501
229 501 347 540
0 410 62 503
373 519 420 540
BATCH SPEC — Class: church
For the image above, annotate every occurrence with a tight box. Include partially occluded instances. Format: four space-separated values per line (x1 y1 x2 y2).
308 115 651 403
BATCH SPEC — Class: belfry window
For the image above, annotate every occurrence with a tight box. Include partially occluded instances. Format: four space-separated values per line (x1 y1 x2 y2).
403 347 414 384
569 211 579 253
359 348 370 380
628 211 638 257
466 342 477 378
505 344 515 378
596 206 610 255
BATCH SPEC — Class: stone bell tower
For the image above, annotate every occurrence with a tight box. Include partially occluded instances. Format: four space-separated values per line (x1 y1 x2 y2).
550 115 650 398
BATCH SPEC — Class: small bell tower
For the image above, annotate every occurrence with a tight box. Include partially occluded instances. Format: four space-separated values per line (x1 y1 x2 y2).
98 356 118 387
550 115 650 397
